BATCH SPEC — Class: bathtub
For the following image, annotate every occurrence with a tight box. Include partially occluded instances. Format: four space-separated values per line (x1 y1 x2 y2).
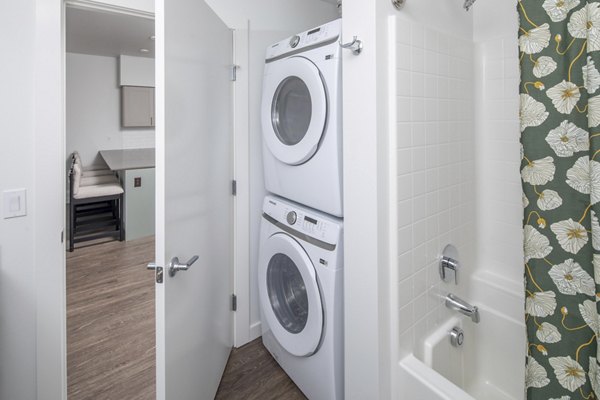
398 271 526 400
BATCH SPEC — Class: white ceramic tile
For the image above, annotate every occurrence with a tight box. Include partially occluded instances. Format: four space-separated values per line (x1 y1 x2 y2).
424 28 438 52
411 23 425 49
413 219 428 246
412 243 427 272
398 303 415 334
397 44 412 70
425 50 437 75
411 72 425 97
397 70 411 96
411 47 425 72
412 146 427 171
411 98 426 121
425 76 438 99
413 171 428 196
392 18 477 359
398 278 414 308
397 149 413 176
413 294 428 323
412 123 427 147
397 98 411 122
398 199 412 228
396 21 411 45
398 225 413 255
397 174 413 201
397 123 412 149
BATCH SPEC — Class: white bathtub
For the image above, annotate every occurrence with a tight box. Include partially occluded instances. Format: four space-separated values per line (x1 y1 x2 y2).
398 271 526 400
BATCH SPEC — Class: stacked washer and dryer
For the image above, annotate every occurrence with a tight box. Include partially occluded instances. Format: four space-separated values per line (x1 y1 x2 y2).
257 19 344 400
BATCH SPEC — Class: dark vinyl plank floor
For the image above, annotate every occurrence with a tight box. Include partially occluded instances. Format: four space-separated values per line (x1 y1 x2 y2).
67 236 303 400
67 236 156 400
216 338 307 400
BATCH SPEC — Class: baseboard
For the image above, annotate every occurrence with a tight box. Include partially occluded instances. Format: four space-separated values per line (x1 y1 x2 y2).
249 321 261 342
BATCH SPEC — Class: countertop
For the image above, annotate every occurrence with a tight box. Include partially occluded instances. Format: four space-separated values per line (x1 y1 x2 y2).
99 148 155 171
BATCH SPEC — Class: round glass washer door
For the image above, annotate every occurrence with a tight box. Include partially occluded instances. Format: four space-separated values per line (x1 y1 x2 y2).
258 233 324 357
261 56 327 166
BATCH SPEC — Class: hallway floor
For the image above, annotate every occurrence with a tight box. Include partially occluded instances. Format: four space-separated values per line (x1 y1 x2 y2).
67 236 156 400
67 237 304 400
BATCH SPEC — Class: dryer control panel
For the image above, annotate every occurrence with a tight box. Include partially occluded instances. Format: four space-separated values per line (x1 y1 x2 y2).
265 18 341 61
263 196 342 246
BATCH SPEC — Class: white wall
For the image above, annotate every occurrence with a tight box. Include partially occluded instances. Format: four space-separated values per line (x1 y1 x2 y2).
205 0 339 30
66 52 155 168
120 55 155 86
392 0 472 40
73 0 154 14
0 2 37 398
1 1 66 399
473 1 522 284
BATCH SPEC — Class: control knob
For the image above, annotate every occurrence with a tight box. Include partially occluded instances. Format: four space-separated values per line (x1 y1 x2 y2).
287 211 297 225
290 35 300 48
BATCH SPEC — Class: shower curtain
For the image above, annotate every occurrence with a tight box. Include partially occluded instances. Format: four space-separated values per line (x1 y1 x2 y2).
520 0 600 398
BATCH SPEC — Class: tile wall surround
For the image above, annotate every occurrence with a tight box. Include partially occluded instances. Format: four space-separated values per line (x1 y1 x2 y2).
475 36 524 285
393 17 476 360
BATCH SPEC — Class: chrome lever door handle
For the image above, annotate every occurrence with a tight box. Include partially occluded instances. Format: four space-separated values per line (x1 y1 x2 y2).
169 255 199 277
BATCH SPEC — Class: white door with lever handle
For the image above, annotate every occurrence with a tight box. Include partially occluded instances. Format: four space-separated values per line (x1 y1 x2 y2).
152 1 234 399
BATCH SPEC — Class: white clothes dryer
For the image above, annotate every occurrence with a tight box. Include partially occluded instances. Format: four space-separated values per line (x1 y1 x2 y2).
261 19 343 217
258 195 343 400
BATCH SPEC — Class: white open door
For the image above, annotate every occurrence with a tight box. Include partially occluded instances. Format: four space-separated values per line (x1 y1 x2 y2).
154 1 233 399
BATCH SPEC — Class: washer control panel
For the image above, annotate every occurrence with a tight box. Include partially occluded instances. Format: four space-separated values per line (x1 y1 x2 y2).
265 18 341 61
264 196 342 246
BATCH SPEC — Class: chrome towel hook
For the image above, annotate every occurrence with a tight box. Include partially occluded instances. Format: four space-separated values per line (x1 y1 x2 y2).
339 36 363 55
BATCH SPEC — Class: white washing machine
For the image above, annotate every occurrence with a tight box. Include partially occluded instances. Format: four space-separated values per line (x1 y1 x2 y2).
258 195 343 400
261 19 343 217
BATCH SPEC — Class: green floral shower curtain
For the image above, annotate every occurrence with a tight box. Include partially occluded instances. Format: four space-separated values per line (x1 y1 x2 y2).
520 1 600 398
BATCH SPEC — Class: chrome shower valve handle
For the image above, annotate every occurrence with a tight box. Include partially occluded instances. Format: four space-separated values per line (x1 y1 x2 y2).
440 256 460 284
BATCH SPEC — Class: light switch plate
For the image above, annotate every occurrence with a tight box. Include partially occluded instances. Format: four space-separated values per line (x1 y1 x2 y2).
3 189 27 219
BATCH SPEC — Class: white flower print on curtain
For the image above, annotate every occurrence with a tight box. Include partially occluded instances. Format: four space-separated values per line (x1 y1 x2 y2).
520 0 600 398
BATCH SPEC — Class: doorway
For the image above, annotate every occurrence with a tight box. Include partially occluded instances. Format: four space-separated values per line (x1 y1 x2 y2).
64 4 157 398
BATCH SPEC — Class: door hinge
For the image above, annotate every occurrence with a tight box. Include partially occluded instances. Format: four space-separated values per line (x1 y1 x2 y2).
230 65 239 82
231 294 237 311
61 230 64 243
232 180 237 196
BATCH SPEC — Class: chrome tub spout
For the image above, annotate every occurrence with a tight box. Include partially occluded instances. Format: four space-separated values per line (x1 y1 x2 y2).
445 293 480 323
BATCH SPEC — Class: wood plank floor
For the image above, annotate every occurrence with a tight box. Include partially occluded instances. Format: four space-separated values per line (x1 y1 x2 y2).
215 338 307 400
67 237 304 400
67 236 156 400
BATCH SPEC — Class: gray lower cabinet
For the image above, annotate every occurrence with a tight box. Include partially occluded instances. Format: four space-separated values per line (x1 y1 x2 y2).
121 168 155 241
121 86 155 127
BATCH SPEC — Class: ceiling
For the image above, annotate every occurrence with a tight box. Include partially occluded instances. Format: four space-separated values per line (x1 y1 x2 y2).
66 7 155 58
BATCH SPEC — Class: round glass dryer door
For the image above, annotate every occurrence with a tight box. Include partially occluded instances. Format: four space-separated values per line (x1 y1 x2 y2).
261 56 327 166
258 233 324 357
